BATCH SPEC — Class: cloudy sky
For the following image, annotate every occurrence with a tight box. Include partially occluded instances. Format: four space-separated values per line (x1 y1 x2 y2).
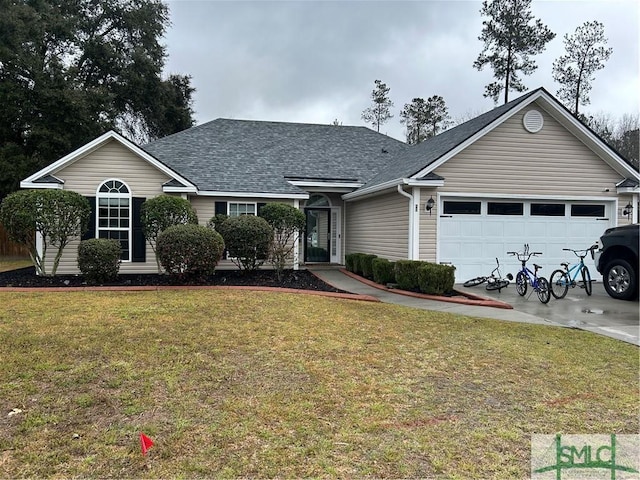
162 0 639 141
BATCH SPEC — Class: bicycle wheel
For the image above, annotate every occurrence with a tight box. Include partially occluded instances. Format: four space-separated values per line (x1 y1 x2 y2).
486 279 509 291
550 269 569 299
515 271 527 296
581 266 592 296
464 276 487 287
536 277 551 304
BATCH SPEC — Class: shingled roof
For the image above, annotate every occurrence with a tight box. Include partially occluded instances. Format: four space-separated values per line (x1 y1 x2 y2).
139 87 636 198
362 89 540 189
142 119 408 195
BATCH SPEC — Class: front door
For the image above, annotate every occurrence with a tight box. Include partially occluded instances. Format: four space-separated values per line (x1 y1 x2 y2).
305 208 330 262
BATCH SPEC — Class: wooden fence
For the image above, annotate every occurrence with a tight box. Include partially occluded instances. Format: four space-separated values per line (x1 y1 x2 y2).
0 223 29 256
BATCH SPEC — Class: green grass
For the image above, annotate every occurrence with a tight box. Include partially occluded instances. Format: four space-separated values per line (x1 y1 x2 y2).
0 290 637 478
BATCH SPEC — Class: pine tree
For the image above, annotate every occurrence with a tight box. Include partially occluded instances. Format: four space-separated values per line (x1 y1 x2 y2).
552 21 613 115
473 0 555 104
361 80 394 132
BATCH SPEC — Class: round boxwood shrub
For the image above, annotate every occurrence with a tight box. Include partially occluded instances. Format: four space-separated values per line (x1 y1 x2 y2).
372 258 395 285
418 263 456 295
156 224 224 278
345 253 357 272
141 194 199 272
77 238 122 284
216 215 273 271
394 260 425 291
360 254 378 279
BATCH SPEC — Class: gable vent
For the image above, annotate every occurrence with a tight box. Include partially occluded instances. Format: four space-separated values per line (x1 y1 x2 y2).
523 109 544 133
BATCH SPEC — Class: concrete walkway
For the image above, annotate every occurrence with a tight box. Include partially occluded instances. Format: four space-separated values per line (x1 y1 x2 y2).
310 267 561 327
310 267 640 346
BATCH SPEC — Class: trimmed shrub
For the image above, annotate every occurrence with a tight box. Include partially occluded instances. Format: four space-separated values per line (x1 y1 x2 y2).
207 213 229 231
372 258 395 285
216 215 273 271
360 254 378 279
345 253 357 272
1 189 90 276
141 195 198 272
260 203 306 281
351 253 367 275
156 224 224 278
394 260 425 291
77 238 122 284
417 263 456 295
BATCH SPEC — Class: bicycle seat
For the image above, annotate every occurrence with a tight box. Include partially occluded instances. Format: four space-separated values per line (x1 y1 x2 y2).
534 264 542 270
560 262 569 268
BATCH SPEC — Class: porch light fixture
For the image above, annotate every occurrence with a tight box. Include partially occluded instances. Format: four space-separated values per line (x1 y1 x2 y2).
623 202 633 220
426 196 435 215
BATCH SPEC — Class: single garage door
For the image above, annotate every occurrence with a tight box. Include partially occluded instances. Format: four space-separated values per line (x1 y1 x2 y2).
438 198 616 282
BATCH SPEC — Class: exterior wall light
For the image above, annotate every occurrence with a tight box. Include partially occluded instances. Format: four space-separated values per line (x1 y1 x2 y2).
623 202 633 220
426 196 435 215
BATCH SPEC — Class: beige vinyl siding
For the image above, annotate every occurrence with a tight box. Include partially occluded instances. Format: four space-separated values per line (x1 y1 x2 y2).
55 140 171 196
433 104 623 197
345 191 409 260
618 195 637 226
45 139 171 274
419 189 438 262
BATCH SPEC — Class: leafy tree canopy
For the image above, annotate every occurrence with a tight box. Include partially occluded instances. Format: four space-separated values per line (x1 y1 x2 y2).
0 189 90 275
585 113 639 170
0 0 195 199
552 21 613 115
473 0 555 104
140 194 198 272
400 96 452 145
260 202 306 280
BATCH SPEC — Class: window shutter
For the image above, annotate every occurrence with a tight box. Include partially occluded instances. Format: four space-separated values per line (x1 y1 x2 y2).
82 197 96 240
132 197 146 262
215 201 227 215
257 202 267 216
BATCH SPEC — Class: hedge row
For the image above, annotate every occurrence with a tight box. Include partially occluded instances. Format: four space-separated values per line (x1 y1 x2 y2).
345 253 456 295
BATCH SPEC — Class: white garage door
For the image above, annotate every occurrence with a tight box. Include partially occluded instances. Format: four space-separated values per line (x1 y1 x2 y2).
438 198 615 282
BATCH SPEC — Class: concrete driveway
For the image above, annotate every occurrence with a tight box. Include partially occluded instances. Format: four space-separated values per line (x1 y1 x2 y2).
458 281 639 346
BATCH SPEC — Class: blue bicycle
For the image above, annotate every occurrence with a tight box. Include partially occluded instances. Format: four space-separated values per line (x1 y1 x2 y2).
549 246 597 299
507 245 551 304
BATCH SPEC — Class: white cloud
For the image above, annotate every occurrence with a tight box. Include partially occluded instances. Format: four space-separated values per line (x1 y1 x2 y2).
164 0 640 141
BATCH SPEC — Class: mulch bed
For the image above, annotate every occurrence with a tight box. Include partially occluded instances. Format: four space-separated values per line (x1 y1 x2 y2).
0 267 347 293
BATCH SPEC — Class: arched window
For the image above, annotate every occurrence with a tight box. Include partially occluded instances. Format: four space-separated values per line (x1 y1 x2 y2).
97 180 131 261
306 194 331 208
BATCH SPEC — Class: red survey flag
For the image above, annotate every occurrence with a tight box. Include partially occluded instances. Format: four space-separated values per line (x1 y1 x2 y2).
140 432 154 455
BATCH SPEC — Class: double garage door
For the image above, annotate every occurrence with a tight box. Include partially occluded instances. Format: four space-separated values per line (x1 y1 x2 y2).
438 198 615 282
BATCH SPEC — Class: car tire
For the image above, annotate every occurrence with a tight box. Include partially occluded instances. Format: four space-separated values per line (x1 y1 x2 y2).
603 259 638 301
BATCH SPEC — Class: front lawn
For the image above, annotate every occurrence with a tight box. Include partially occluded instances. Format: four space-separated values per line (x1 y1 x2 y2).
0 290 637 478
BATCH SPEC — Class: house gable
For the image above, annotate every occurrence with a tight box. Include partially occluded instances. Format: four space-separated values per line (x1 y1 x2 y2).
414 89 638 184
433 101 627 196
345 88 638 201
21 131 196 195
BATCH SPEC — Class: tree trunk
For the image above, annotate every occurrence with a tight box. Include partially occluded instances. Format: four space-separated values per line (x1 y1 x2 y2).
505 43 513 104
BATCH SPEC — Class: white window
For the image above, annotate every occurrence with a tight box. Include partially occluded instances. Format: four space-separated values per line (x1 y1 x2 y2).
97 180 131 261
229 203 256 216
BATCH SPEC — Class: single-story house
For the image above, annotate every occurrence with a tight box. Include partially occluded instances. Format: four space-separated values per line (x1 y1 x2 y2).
21 87 639 281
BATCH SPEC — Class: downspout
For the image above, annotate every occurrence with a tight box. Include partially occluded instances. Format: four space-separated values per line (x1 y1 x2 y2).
397 185 415 260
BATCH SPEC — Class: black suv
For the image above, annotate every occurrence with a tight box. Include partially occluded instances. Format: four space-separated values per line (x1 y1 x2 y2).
594 224 639 300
